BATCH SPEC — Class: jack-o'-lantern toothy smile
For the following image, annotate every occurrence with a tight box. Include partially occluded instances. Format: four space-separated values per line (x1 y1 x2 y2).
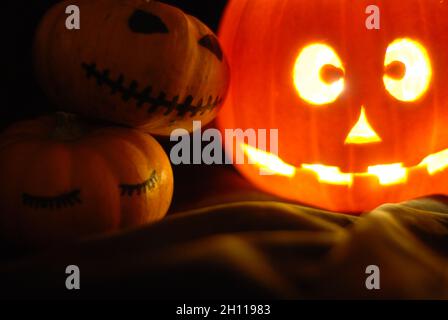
242 143 448 186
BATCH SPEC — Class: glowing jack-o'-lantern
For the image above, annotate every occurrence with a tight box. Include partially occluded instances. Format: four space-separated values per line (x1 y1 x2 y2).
218 0 448 212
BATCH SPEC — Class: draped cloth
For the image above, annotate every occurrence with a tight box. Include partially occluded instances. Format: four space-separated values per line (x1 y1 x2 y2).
0 165 447 299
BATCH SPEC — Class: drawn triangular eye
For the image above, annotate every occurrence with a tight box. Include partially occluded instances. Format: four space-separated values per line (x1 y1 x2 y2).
128 10 169 34
199 35 223 61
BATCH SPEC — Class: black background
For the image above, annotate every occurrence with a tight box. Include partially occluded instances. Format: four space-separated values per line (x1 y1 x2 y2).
1 0 228 130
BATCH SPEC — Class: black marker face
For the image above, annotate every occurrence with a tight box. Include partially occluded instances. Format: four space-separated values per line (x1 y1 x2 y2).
128 10 169 34
199 35 223 61
21 171 159 210
120 170 159 197
22 190 82 210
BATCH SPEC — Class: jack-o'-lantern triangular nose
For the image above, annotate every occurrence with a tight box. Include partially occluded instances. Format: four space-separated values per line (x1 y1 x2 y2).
345 107 382 145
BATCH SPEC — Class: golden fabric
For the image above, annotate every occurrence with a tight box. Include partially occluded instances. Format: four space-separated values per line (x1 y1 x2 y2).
0 166 447 299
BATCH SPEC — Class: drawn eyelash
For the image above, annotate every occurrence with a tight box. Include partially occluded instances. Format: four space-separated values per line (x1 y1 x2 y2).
22 190 82 210
21 171 158 209
119 170 158 197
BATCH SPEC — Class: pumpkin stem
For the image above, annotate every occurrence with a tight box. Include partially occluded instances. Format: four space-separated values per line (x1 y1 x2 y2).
51 112 86 141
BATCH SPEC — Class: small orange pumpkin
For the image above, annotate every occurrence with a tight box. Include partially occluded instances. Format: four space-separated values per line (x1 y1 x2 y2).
0 113 173 247
33 0 230 136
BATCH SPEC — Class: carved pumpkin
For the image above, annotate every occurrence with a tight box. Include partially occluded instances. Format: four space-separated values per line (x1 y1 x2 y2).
0 113 173 247
34 0 230 136
218 0 448 212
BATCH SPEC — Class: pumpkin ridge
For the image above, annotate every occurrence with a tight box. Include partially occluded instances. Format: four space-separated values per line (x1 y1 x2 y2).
22 189 82 210
81 62 223 117
119 170 158 197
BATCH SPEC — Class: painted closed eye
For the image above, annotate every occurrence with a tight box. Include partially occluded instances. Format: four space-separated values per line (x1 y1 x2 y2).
128 10 169 34
22 190 82 209
383 38 432 102
199 35 223 61
293 43 345 105
120 170 159 196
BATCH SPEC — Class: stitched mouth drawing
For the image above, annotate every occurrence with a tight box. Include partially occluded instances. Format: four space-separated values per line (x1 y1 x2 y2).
82 62 224 117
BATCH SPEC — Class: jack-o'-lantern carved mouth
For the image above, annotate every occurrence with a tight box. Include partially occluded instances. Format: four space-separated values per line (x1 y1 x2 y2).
81 62 224 117
242 143 448 186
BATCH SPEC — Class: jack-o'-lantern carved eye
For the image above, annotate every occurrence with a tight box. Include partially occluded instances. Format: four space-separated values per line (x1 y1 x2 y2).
384 38 432 102
293 44 345 105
